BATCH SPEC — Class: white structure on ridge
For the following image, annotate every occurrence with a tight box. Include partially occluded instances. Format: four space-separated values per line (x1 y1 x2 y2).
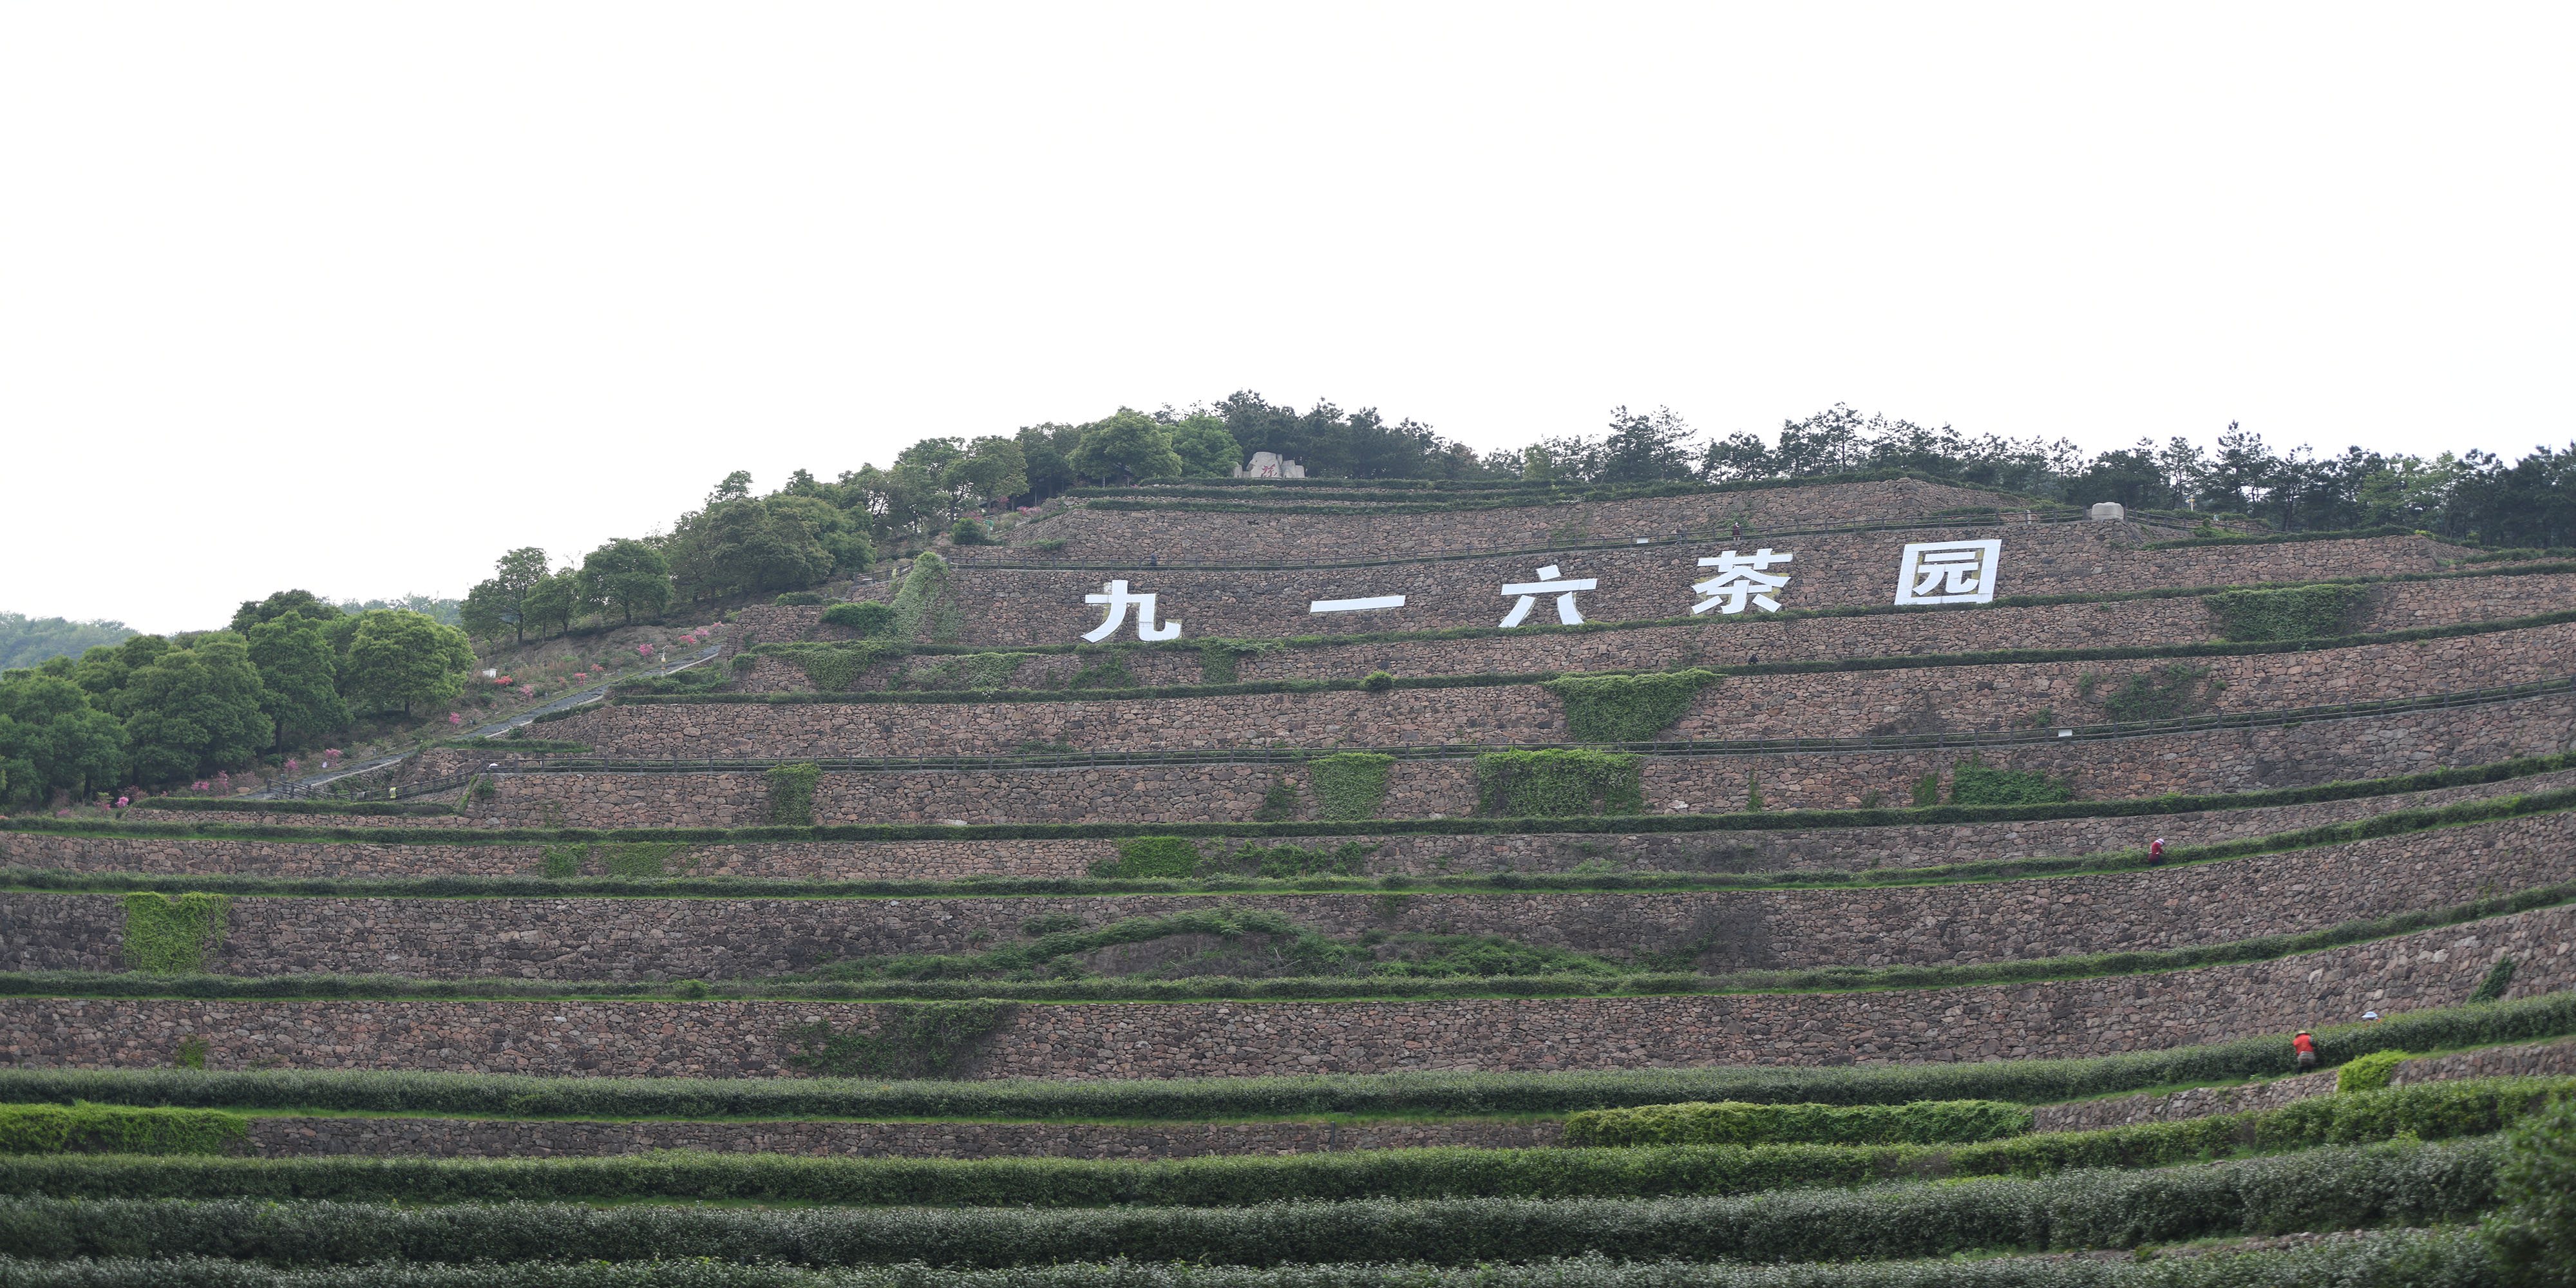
1233 451 1307 480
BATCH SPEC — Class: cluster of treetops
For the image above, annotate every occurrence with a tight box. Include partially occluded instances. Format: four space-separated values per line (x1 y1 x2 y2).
0 592 475 810
442 394 2576 627
5 392 2569 805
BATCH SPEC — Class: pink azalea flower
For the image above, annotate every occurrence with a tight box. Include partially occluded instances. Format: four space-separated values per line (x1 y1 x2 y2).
448 712 463 725
114 797 129 808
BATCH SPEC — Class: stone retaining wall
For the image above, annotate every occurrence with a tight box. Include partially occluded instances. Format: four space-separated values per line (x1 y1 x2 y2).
992 484 2257 569
548 620 2576 759
245 1114 1560 1160
3 904 2562 1077
18 764 2575 881
304 692 2576 827
999 478 2041 564
726 572 2576 694
913 531 2462 647
7 810 2566 979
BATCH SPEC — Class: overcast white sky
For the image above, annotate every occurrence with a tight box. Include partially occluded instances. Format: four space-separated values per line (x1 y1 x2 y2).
4 4 2569 634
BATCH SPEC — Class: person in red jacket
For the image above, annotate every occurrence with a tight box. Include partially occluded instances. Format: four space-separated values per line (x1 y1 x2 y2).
2293 1030 2318 1071
2148 838 2166 866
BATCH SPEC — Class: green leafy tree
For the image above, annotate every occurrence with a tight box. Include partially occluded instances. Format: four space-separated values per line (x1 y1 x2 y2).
947 436 1030 507
666 498 835 602
226 589 342 635
243 618 347 751
0 674 129 806
1014 423 1082 504
576 538 674 625
115 636 272 784
491 547 549 643
520 569 580 639
1168 414 1240 477
341 611 474 717
1068 408 1184 483
68 634 170 702
459 579 514 641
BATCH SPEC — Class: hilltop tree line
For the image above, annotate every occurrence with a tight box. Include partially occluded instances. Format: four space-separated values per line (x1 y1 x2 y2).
445 393 2574 647
0 593 473 807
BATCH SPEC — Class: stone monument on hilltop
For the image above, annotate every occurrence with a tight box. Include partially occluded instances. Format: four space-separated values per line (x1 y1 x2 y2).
1233 451 1305 480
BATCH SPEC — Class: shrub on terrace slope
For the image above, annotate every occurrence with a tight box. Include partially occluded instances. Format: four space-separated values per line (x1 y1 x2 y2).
1564 1099 2032 1147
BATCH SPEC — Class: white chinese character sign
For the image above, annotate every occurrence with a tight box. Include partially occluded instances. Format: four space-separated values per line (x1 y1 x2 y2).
1893 540 2003 606
1691 549 1792 615
1083 580 1181 641
1499 565 1596 627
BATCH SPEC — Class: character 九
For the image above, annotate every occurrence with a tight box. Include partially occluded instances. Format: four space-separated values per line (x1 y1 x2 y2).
1498 565 1596 627
1083 580 1182 641
1690 549 1792 614
1892 540 2003 606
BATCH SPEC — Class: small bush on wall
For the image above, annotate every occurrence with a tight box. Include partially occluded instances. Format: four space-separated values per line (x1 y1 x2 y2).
2205 583 2372 642
1541 669 1722 743
820 601 898 636
119 893 232 975
764 763 822 826
1947 756 2073 806
1309 753 1394 820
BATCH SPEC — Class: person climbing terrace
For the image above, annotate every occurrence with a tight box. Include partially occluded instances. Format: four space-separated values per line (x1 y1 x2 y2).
2293 1030 2318 1072
2148 837 2166 866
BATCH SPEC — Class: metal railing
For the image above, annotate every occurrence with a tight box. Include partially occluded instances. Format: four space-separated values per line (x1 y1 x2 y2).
462 675 2573 777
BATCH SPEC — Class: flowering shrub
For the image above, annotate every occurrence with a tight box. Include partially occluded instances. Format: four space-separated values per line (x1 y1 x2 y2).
448 712 463 726
283 760 299 774
113 797 129 808
636 644 654 657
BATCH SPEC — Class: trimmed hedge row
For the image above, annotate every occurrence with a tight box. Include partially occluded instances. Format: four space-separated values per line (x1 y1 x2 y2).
2 1078 2548 1207
1565 1100 2031 1148
1 990 2564 1122
0 1139 2501 1266
0 1104 244 1157
0 1234 2499 1287
77 748 2576 843
614 605 2576 705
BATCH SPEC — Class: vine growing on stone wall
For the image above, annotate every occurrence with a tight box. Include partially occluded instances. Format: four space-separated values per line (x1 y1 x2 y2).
2204 583 2374 642
2098 663 2222 723
1540 669 1722 743
1475 749 1643 817
1253 773 1302 822
1063 650 1137 690
1094 836 1200 878
783 999 1016 1078
1309 753 1394 820
120 893 232 974
1946 755 2074 806
542 842 697 878
888 552 951 643
764 762 822 826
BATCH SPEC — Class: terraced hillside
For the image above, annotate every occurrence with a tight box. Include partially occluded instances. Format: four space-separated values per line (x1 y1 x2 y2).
1 475 2570 1282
